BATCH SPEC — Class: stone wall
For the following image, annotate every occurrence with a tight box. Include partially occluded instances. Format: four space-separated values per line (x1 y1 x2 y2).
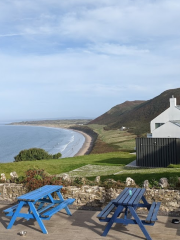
0 183 180 215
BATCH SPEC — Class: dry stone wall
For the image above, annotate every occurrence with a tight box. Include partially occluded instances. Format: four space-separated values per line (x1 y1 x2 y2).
0 183 180 215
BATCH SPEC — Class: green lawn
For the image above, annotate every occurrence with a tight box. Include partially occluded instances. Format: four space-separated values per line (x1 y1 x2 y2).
0 152 135 178
88 168 180 186
1 151 180 188
88 124 136 151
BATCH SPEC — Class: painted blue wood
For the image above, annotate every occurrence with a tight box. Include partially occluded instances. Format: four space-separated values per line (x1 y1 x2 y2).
6 201 25 229
132 188 146 206
3 204 19 214
146 202 161 223
146 202 156 223
38 203 55 214
151 202 161 223
4 185 75 234
17 185 63 202
101 205 124 236
29 202 48 234
129 206 152 240
41 198 75 218
98 188 135 219
127 188 142 206
97 201 115 219
116 188 131 205
97 187 161 240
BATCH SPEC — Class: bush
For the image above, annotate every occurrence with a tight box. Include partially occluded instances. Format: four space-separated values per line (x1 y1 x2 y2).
14 148 62 162
22 169 64 191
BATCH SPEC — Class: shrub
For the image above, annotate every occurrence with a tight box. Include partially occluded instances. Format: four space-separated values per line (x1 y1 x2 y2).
168 176 179 188
21 169 64 191
149 179 160 188
14 148 61 162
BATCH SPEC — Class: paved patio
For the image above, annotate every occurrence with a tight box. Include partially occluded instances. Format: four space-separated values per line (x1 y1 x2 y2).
0 203 180 240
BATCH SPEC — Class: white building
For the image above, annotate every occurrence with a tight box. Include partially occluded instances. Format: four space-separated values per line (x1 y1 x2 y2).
150 96 180 138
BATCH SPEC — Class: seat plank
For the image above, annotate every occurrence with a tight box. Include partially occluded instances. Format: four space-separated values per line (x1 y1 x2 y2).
3 204 19 213
145 202 161 223
97 201 115 219
151 202 161 223
38 203 55 214
41 198 75 218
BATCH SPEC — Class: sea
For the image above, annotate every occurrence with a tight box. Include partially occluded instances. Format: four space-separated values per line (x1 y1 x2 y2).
0 123 85 163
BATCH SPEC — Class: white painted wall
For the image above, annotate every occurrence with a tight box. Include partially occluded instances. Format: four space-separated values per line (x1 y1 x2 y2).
150 97 180 133
151 107 180 132
150 108 169 132
152 122 180 138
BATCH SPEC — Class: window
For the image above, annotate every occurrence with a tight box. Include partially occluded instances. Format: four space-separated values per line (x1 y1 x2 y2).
155 123 164 129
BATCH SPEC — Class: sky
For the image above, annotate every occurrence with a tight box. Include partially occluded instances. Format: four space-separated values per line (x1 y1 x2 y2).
0 0 180 121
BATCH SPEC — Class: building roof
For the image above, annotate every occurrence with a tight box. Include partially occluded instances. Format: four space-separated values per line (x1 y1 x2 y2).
170 120 180 127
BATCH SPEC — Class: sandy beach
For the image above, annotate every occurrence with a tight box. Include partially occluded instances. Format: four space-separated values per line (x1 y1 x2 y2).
11 122 93 157
73 130 92 156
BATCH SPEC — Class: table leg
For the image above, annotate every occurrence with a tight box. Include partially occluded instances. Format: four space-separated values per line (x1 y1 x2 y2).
141 196 151 211
128 206 152 240
102 205 124 237
56 190 72 215
37 202 45 211
7 201 25 229
28 202 48 234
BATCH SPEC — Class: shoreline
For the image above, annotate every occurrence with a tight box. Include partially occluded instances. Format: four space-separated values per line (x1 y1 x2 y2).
73 130 92 156
9 123 93 157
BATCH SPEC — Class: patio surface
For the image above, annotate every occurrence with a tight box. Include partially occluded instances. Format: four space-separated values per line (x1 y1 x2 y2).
0 203 180 240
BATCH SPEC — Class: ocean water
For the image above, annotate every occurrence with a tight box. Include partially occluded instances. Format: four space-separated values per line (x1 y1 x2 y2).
0 124 85 163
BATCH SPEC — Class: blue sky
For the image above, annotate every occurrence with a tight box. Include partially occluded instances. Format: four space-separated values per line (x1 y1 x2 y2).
0 0 180 121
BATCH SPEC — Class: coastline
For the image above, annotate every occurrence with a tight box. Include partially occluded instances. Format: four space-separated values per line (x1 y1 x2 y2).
73 130 92 156
9 122 93 157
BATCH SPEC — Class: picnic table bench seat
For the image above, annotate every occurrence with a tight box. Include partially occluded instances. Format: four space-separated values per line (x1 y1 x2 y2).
97 201 115 220
41 198 75 219
145 202 161 224
4 204 20 216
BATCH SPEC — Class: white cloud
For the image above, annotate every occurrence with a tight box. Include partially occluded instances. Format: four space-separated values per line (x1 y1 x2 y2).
88 43 149 56
0 0 180 120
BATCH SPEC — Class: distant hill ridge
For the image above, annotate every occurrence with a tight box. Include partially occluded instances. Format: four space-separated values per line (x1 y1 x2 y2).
89 88 180 136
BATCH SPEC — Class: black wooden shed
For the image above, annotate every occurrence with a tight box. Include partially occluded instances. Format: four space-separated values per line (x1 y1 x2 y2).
136 138 180 167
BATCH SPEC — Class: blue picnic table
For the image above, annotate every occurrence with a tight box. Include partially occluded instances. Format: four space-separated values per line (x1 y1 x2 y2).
97 187 161 240
3 185 75 234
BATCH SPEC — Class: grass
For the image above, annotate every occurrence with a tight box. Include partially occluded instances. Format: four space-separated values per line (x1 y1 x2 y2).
167 164 180 168
88 124 136 152
88 169 180 187
0 152 135 178
1 151 180 189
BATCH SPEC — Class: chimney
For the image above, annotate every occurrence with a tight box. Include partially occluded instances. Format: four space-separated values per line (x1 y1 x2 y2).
169 95 176 107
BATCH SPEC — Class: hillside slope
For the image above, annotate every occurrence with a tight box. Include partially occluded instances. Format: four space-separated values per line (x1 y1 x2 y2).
89 88 180 136
90 100 145 125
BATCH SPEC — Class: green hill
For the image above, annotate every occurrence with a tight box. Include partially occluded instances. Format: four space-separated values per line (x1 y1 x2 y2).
89 88 180 136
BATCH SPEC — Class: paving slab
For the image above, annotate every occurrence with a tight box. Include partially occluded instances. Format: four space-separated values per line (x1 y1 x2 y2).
0 203 180 240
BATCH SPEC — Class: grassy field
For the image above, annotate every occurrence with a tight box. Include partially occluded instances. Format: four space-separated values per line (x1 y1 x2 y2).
1 151 180 187
88 124 136 152
0 152 135 178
